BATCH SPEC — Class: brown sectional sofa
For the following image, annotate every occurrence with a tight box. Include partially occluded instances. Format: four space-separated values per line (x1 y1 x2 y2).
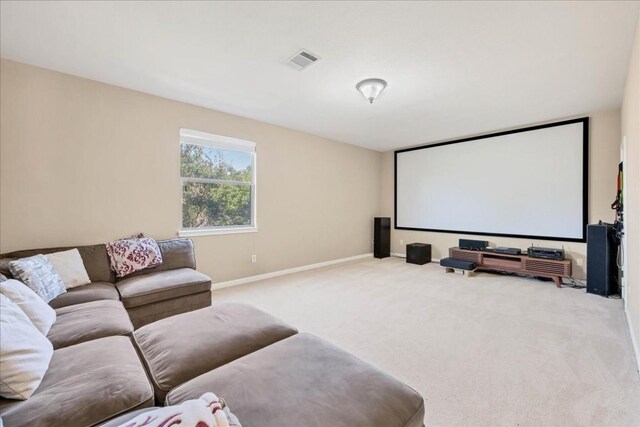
1 301 425 426
0 238 212 328
0 240 425 426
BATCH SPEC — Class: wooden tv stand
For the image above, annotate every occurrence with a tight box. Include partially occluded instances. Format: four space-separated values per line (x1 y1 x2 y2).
449 247 572 288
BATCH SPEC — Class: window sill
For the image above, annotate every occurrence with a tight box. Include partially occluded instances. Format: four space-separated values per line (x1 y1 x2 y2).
178 227 258 237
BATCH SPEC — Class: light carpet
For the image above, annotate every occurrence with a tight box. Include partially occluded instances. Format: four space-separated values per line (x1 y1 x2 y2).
212 257 640 426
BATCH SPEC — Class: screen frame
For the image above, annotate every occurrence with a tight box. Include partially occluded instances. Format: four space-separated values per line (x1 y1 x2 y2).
394 117 589 243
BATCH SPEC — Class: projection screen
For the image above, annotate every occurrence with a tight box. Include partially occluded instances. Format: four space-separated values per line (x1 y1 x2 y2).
394 118 588 242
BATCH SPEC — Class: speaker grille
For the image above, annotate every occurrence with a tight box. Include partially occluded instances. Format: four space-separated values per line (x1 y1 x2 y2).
523 259 568 275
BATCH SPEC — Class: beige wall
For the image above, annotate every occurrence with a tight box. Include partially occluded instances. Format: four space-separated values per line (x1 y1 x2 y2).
621 13 640 369
0 59 382 283
0 53 633 303
380 109 622 280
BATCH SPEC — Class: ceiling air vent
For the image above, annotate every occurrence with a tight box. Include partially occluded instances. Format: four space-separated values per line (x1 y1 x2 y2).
286 49 320 70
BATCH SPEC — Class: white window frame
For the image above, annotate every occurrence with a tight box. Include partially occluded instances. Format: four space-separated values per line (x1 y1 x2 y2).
178 128 257 237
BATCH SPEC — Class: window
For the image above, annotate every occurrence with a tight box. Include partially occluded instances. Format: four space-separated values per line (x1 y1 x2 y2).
179 129 256 236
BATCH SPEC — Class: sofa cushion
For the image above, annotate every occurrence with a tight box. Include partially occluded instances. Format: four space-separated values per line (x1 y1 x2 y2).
134 303 297 401
47 300 134 349
167 333 425 427
48 281 119 309
440 257 476 270
0 336 154 427
1 244 115 283
127 291 211 329
116 268 211 308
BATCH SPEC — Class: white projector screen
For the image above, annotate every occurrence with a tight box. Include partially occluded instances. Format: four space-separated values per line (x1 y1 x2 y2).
395 118 588 242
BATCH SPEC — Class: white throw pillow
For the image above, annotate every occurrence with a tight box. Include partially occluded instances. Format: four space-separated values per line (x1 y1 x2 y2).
45 249 91 289
0 280 56 335
0 294 53 400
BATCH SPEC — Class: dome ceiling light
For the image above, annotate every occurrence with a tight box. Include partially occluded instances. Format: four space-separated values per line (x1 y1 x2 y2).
355 78 387 104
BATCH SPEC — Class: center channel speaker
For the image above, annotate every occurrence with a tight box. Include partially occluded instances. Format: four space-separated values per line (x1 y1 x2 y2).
459 239 488 251
374 217 390 259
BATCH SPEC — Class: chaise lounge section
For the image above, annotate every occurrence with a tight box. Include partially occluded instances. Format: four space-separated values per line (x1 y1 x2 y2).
114 239 212 328
133 303 298 401
132 305 425 426
167 332 425 427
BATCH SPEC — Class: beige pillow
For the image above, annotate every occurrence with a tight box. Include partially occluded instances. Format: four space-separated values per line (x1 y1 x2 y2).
0 279 56 335
0 294 53 400
45 249 90 289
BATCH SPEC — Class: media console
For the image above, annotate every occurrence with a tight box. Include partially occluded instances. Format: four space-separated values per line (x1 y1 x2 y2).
449 247 572 288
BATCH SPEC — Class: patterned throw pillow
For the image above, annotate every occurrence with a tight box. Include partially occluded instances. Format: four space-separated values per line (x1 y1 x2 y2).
8 255 66 303
117 392 241 427
106 237 163 278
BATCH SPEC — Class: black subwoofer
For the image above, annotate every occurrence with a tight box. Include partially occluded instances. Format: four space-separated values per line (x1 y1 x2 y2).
374 217 390 259
407 243 431 265
586 223 619 296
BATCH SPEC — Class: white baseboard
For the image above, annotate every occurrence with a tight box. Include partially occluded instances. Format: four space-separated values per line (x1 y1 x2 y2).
625 307 640 374
213 253 372 290
391 252 440 262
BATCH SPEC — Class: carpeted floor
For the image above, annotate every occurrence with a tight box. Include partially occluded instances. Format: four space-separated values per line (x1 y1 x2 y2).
213 257 640 426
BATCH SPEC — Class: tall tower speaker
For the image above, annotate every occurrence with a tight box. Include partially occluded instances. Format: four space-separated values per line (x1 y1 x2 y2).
374 217 390 259
586 223 619 296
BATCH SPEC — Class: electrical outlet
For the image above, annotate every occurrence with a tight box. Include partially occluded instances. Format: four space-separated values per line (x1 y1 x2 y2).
400 239 404 246
251 254 257 263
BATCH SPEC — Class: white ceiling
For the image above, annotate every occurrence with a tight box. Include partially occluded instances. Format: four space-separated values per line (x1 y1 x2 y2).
1 1 638 151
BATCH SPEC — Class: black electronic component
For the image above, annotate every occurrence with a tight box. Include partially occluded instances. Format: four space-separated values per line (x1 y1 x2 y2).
459 239 488 251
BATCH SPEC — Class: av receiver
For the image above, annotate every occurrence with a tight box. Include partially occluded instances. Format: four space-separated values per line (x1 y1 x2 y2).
527 246 565 261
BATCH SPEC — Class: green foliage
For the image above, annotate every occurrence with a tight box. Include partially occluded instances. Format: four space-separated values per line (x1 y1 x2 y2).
181 144 253 228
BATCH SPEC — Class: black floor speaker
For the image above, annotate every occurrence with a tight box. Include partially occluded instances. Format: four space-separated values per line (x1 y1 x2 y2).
374 217 390 259
586 223 619 296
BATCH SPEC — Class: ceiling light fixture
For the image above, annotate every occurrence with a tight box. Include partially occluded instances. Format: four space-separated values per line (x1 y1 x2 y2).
356 78 387 104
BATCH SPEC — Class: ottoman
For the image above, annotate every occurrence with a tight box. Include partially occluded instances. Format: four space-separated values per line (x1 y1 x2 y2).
166 333 425 427
440 257 477 277
134 303 298 401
